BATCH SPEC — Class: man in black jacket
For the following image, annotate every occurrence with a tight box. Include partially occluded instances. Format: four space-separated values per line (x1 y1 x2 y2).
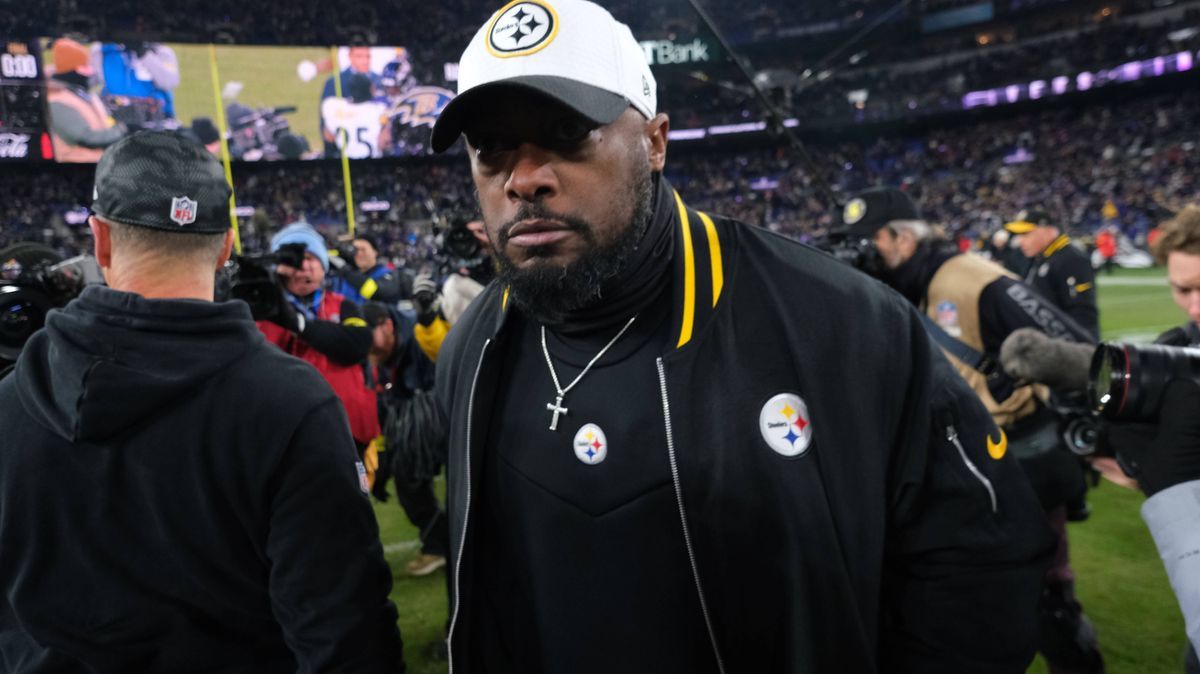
0 131 404 673
1004 208 1099 339
427 1 1053 672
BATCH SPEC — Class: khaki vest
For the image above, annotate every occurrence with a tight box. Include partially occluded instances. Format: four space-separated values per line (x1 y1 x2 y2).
925 253 1044 427
47 82 112 163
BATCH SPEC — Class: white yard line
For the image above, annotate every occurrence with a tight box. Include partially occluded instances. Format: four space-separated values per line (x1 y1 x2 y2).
1097 277 1168 287
383 540 421 555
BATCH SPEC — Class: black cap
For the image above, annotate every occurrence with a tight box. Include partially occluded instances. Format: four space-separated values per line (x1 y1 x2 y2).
839 188 922 238
190 117 220 145
353 233 379 252
91 131 233 234
1003 209 1053 234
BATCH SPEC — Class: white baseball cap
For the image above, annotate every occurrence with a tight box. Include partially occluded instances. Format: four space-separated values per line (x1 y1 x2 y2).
430 0 657 153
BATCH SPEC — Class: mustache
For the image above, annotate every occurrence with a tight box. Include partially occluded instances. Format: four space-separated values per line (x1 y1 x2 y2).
497 204 592 242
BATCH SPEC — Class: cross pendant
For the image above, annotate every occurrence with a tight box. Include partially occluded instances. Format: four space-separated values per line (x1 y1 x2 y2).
546 396 568 431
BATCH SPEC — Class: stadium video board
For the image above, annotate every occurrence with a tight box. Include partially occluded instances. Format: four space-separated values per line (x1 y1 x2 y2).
5 38 456 163
0 40 52 161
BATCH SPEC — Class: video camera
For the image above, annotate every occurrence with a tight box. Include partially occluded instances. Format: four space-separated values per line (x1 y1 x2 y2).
1090 342 1200 422
219 242 307 321
225 105 309 161
0 243 101 364
812 232 885 277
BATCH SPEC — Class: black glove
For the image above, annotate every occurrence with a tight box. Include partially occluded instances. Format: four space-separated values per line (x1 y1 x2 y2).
267 289 305 334
412 272 442 326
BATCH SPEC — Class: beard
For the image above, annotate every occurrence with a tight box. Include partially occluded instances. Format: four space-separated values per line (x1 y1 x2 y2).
490 159 655 326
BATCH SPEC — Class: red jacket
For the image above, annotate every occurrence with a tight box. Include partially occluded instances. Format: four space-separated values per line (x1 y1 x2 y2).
257 291 379 445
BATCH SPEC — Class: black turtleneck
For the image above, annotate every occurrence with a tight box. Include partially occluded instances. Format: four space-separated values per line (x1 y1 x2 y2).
547 173 676 336
883 243 958 309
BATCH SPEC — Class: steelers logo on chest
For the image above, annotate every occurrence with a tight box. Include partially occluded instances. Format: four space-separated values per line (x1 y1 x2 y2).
759 393 814 458
573 423 608 465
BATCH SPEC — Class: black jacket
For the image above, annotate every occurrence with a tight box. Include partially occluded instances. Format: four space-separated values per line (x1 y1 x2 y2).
0 286 403 673
435 184 1054 673
1023 235 1099 340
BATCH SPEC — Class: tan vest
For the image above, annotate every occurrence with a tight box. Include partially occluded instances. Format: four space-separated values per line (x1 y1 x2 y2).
46 82 112 163
925 253 1045 427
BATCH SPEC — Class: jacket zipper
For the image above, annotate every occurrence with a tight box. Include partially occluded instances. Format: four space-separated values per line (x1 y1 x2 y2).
946 425 998 513
656 358 728 674
447 338 491 674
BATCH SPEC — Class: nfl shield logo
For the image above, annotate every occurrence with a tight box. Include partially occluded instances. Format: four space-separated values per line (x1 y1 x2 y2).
355 461 370 494
170 196 198 226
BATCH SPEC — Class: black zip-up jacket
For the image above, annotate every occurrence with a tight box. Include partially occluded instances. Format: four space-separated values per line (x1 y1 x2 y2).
435 184 1055 673
0 286 403 673
1023 235 1098 340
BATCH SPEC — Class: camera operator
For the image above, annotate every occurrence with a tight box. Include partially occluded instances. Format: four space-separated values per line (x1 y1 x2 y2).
1004 209 1099 340
256 222 380 451
0 132 403 671
410 219 494 363
840 187 1104 674
440 219 493 324
330 234 406 306
1106 205 1200 661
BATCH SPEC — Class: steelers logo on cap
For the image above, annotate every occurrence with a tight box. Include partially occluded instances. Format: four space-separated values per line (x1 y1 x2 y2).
487 0 559 58
843 198 867 226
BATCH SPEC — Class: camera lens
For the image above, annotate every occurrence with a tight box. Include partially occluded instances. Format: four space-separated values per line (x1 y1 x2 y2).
1091 342 1200 421
1089 344 1127 416
0 285 50 362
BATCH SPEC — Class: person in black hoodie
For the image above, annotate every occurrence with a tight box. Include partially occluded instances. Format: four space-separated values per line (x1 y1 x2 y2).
0 131 404 674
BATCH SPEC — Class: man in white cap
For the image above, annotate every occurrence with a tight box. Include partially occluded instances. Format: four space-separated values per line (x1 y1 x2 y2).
431 2 1053 672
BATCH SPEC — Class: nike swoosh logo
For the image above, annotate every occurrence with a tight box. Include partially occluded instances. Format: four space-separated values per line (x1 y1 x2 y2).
987 430 1007 460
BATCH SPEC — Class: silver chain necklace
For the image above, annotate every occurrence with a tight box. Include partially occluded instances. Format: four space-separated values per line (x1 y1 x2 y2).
540 314 638 431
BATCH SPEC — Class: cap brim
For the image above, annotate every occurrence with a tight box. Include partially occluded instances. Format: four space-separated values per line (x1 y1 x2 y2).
1003 221 1038 234
430 76 629 153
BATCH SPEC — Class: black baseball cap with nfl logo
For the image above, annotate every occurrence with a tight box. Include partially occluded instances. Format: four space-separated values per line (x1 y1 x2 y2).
91 131 233 234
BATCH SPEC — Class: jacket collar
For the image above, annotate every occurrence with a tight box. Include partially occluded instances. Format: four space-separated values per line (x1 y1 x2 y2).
1042 234 1071 258
489 177 727 352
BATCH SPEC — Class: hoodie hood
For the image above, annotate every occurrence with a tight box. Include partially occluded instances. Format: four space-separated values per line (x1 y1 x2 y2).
14 286 263 443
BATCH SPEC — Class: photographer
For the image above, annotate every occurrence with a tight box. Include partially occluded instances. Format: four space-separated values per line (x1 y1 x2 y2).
330 234 405 305
440 219 493 324
840 187 1104 674
256 222 380 449
410 219 493 363
999 205 1200 668
0 132 403 671
1108 205 1200 659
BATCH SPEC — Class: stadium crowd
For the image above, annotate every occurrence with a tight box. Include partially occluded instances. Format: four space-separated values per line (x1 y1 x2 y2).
5 90 1195 263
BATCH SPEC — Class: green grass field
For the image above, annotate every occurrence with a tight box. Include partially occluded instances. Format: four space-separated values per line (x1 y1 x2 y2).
171 44 331 152
372 266 1190 674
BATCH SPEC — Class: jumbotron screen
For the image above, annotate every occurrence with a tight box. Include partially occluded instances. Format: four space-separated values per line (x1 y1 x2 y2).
7 38 457 163
0 40 52 161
